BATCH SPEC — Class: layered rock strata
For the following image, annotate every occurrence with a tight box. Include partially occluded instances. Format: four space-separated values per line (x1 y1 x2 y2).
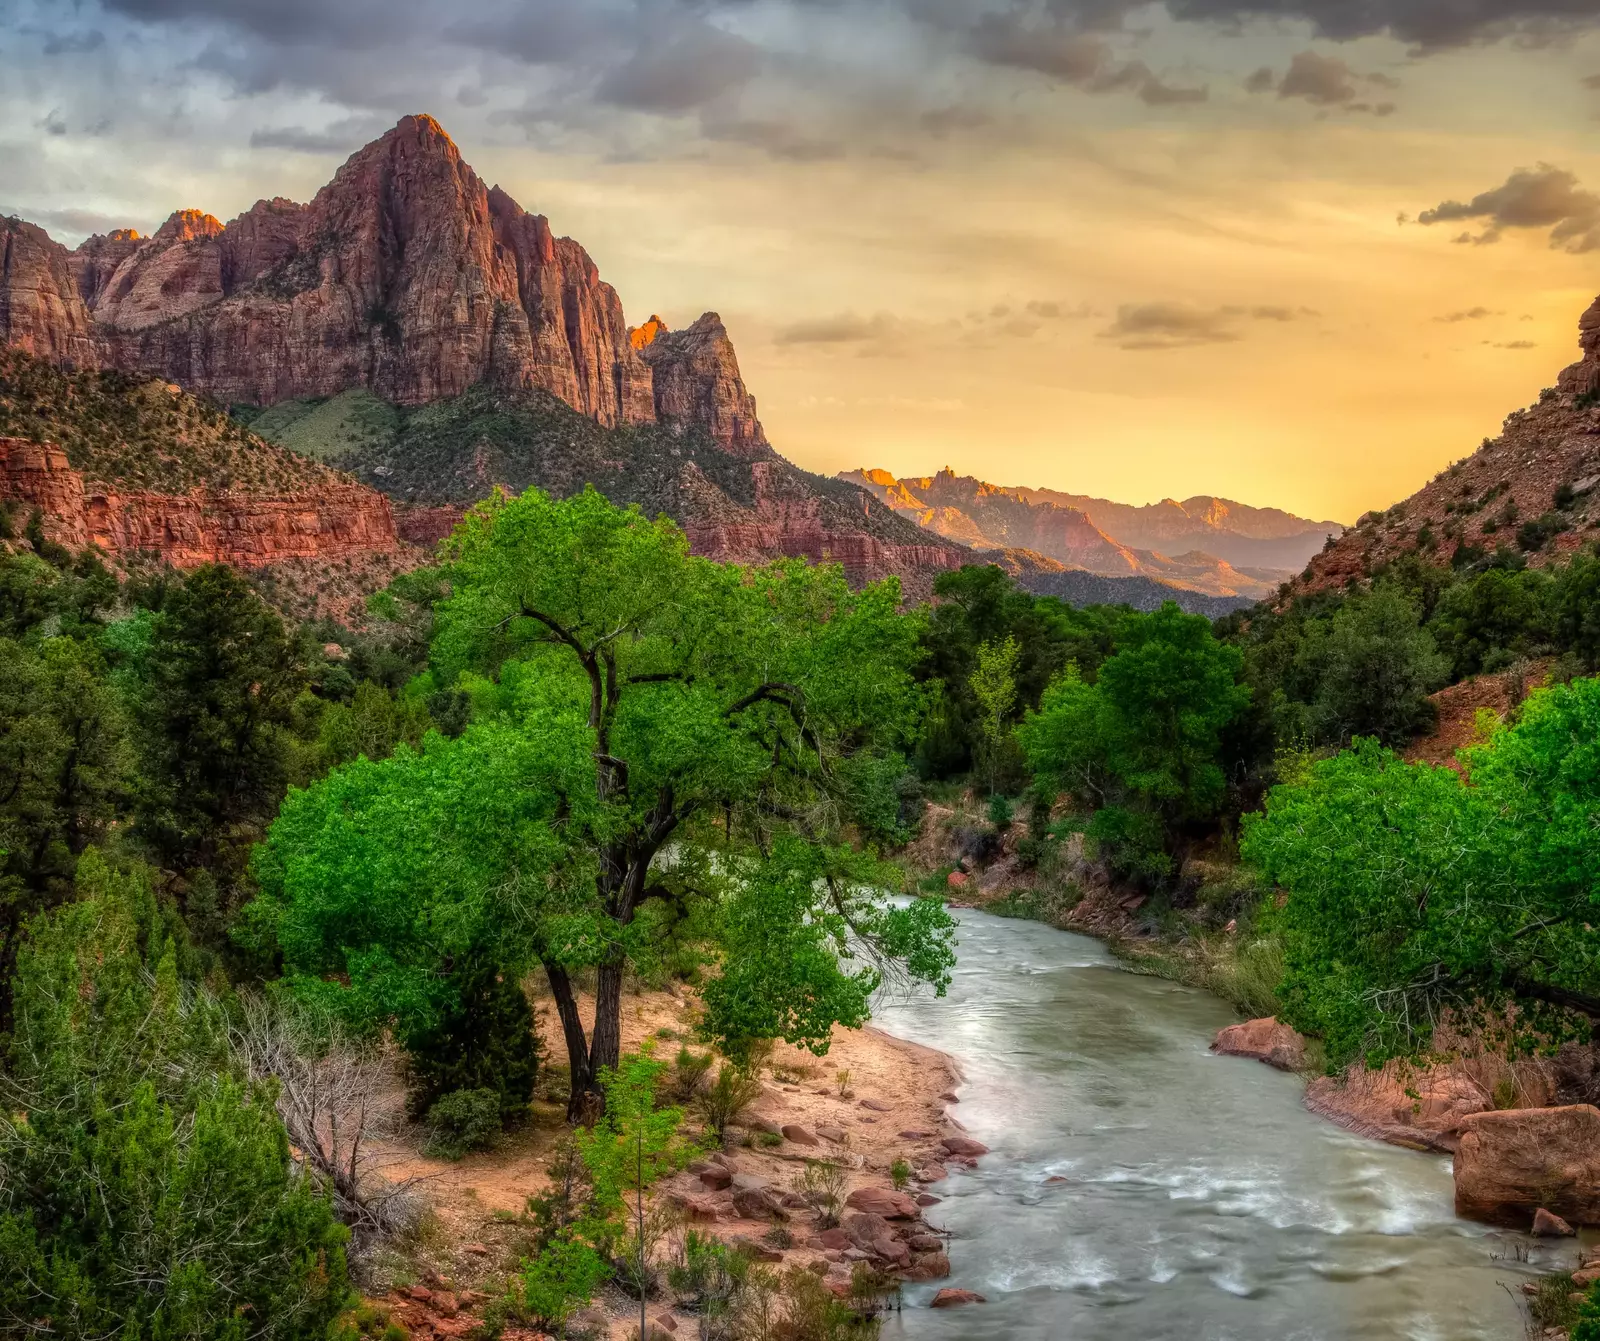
0 435 398 567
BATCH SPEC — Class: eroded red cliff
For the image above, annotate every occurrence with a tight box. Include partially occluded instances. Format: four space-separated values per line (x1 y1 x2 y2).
1 435 399 568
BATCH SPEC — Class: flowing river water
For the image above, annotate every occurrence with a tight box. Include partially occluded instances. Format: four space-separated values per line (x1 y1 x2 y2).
872 907 1574 1341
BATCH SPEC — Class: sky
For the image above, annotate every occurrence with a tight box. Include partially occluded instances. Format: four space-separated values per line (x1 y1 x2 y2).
6 1 1600 523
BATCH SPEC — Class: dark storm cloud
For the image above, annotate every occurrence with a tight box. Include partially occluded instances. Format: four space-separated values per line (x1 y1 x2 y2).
1099 302 1311 349
1162 0 1600 50
1417 164 1600 252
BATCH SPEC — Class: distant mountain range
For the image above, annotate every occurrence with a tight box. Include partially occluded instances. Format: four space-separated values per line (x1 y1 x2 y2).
0 112 1332 616
842 468 1342 601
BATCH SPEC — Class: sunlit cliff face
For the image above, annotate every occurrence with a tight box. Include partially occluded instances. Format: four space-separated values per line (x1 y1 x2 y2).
6 0 1600 521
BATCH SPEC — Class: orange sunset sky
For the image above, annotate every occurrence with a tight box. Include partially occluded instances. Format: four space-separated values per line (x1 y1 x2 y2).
6 0 1600 523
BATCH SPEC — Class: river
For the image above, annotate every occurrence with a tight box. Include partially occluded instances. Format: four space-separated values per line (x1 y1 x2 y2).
872 906 1571 1341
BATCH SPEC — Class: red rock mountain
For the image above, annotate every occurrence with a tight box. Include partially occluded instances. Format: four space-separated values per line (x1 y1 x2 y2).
842 467 1306 601
1302 299 1600 591
0 115 1261 611
0 115 764 453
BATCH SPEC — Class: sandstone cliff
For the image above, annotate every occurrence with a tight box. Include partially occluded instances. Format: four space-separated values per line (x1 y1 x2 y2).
635 312 770 457
0 350 399 570
1 436 398 568
1301 296 1600 592
1 116 765 454
1 218 100 367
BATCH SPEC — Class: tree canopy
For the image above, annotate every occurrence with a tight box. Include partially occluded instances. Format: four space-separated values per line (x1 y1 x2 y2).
253 488 957 1115
1242 677 1600 1067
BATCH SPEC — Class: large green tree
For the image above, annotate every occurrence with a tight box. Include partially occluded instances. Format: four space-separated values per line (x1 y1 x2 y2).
1242 677 1600 1067
1020 603 1249 862
252 488 955 1116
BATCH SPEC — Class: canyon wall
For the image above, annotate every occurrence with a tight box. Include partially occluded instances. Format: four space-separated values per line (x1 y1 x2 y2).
1 435 399 568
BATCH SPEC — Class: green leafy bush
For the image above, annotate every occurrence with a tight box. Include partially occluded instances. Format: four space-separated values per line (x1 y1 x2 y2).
696 1064 766 1143
423 1088 503 1160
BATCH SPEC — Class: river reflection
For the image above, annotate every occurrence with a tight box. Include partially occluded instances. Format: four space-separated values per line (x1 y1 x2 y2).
873 908 1575 1341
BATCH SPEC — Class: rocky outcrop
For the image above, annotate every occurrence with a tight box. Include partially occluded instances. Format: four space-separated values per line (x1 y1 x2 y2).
1304 1048 1560 1153
0 435 398 568
685 460 968 595
1453 1104 1600 1227
1301 295 1600 592
2 116 761 455
1 219 99 367
1211 1017 1306 1072
638 312 768 457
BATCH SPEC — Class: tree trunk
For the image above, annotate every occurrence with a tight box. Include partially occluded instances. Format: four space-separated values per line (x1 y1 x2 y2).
543 961 600 1123
590 957 625 1085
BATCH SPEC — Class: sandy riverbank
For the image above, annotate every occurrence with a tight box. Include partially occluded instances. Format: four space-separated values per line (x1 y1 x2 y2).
365 976 975 1338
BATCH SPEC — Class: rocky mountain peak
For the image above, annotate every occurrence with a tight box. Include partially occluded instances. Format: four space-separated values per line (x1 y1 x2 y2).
154 209 225 243
629 314 669 350
0 115 767 452
1303 297 1600 590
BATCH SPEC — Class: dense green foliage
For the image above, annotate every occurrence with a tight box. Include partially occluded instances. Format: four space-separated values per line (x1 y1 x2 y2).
1019 602 1249 880
1243 678 1600 1066
915 564 1129 781
0 854 349 1338
254 487 956 1115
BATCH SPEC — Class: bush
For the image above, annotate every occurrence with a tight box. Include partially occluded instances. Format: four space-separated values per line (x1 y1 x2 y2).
697 1064 766 1142
889 1158 912 1190
509 1235 610 1333
403 959 539 1124
794 1159 848 1228
986 793 1014 829
665 1045 715 1104
423 1088 503 1160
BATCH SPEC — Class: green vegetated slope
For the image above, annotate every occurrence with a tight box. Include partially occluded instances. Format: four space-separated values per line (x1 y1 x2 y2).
246 381 962 543
237 387 401 463
243 384 1250 614
0 348 345 495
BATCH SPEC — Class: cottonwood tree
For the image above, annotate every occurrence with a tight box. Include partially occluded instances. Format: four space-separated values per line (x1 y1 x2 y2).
1243 676 1600 1067
253 488 956 1118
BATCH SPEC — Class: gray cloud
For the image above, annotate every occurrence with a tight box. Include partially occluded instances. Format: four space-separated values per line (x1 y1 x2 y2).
1099 301 1312 349
249 116 389 153
1417 164 1600 252
595 25 761 114
1435 306 1501 321
966 14 1207 105
40 29 107 54
1246 50 1399 112
1163 0 1600 51
775 312 903 345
